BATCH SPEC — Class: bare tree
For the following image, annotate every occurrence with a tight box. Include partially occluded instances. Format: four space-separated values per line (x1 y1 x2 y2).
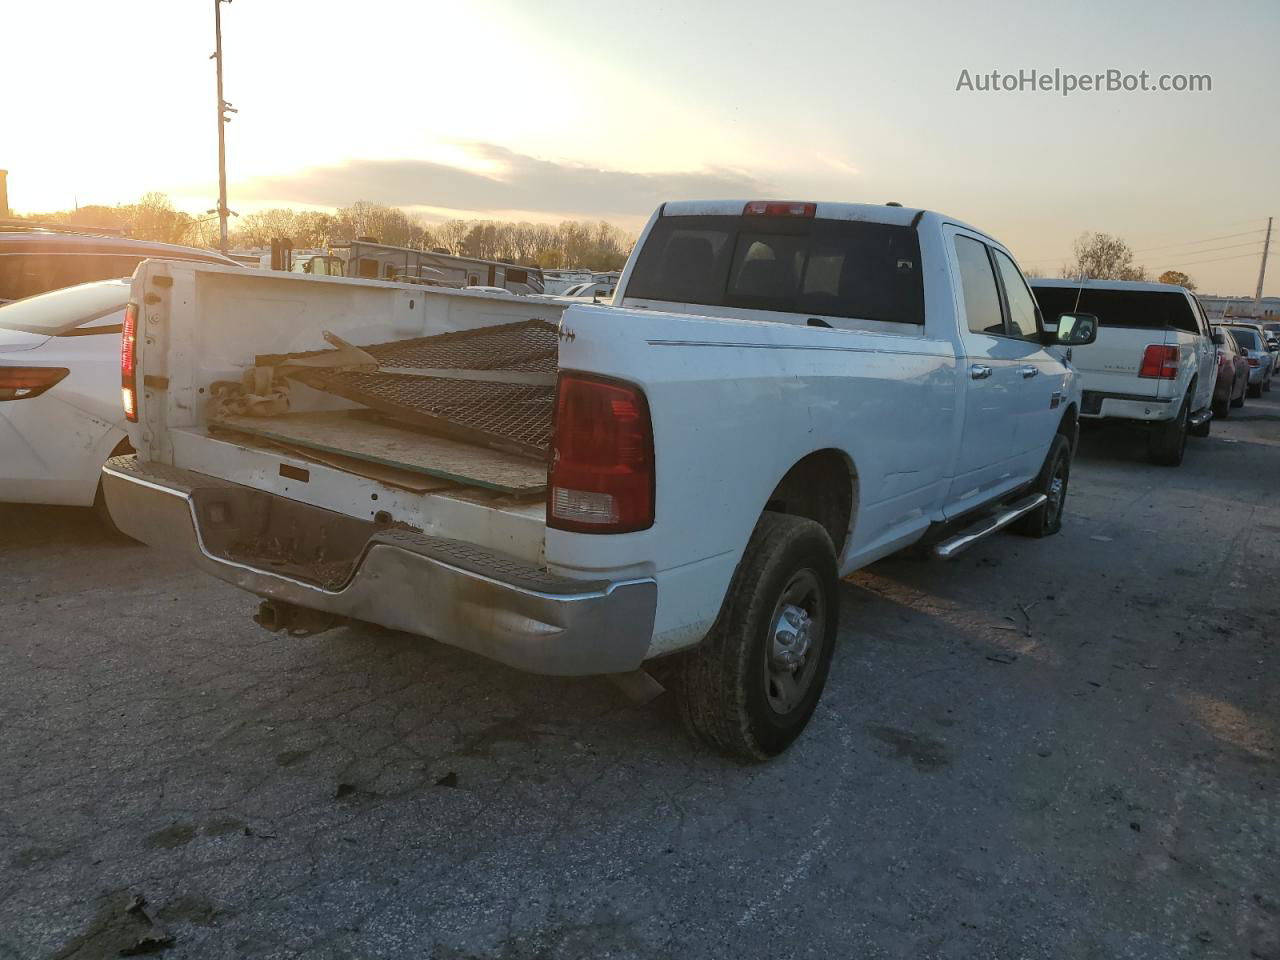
1060 232 1148 281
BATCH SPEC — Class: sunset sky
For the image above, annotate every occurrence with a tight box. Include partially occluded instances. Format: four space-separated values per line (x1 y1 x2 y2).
6 0 1278 293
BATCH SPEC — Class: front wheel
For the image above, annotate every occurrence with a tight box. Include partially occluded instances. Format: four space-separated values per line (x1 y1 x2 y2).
1231 376 1246 408
1014 434 1071 538
678 513 838 762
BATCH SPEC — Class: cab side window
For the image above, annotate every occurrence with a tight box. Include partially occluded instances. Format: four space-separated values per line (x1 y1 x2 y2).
993 250 1040 340
953 236 1004 336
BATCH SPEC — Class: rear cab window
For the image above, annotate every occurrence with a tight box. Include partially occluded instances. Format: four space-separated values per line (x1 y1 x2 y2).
625 214 925 326
1032 286 1200 335
1228 328 1261 351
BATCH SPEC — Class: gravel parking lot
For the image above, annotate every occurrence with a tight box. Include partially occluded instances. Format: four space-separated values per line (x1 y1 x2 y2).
2 400 1277 960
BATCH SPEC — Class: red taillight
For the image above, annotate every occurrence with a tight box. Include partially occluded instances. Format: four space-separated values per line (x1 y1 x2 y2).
548 373 655 534
743 200 816 218
1138 344 1180 379
121 302 138 421
1247 356 1260 367
0 367 69 401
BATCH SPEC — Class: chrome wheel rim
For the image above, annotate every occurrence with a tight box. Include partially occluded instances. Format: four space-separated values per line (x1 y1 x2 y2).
763 569 825 715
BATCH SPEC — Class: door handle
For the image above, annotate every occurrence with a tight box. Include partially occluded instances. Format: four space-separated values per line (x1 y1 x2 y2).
1019 365 1039 379
969 363 992 380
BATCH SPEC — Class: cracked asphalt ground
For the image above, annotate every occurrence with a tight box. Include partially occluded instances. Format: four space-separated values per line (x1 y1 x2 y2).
2 401 1278 960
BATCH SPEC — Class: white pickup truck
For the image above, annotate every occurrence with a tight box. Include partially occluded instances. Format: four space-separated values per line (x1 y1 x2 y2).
1029 278 1216 466
104 199 1096 760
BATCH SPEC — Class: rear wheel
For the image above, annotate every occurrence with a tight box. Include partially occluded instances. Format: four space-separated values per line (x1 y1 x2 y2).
678 513 838 762
1149 390 1190 466
1014 434 1070 538
1248 379 1263 398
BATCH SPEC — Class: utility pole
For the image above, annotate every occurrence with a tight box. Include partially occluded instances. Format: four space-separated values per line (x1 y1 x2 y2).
1255 216 1272 313
211 0 236 255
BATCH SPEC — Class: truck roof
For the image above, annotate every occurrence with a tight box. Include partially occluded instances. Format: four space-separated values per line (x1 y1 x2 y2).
1030 277 1193 295
657 200 1003 249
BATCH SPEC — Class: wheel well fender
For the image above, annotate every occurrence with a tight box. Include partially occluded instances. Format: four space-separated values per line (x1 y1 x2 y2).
761 449 858 558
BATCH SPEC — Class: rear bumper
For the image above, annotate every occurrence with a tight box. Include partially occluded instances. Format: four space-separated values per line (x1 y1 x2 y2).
1080 390 1175 421
101 456 656 676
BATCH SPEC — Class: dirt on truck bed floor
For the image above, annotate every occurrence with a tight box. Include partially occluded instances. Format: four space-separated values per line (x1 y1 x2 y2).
1 401 1278 960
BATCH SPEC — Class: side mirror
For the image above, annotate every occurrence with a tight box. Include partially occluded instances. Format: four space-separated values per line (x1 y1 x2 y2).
1053 312 1098 346
1212 331 1225 346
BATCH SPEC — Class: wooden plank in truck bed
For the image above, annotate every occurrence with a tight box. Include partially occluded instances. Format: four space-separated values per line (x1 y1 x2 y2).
210 412 547 495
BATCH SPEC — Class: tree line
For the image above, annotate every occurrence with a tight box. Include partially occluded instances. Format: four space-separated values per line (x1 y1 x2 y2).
19 194 1200 289
17 194 636 271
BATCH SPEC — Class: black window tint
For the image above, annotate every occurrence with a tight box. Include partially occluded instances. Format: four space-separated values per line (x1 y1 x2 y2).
993 250 1039 340
727 233 805 306
953 236 1004 336
628 224 732 306
624 215 924 324
1229 329 1260 350
0 254 144 301
1031 286 1199 334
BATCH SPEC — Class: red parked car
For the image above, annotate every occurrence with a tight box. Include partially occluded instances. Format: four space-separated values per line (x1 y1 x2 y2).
1211 325 1248 417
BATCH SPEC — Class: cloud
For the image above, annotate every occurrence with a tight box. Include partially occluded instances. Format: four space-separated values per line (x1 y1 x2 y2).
234 143 770 219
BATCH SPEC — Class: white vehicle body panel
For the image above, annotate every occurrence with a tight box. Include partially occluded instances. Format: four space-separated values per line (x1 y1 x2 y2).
0 305 129 506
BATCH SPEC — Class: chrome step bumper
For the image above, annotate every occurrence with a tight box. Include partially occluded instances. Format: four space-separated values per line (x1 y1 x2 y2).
932 493 1047 559
101 456 656 676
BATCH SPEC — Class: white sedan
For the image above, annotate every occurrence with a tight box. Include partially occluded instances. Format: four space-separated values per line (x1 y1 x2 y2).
0 278 131 524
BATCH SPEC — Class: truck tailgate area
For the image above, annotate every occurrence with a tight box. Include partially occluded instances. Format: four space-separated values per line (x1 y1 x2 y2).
129 263 566 564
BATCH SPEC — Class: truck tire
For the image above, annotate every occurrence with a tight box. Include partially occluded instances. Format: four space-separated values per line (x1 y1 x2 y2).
1248 380 1262 399
1148 391 1190 466
1013 434 1070 538
678 513 838 762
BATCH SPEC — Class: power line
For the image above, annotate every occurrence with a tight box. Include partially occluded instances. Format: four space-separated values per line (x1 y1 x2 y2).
1158 250 1271 269
1148 240 1266 260
1019 235 1267 269
1132 229 1266 253
1017 221 1269 265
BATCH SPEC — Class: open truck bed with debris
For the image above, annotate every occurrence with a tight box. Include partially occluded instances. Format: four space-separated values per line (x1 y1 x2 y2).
104 199 1090 760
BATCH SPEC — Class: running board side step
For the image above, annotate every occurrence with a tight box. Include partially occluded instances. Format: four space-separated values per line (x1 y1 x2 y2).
932 493 1047 559
1188 408 1212 427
